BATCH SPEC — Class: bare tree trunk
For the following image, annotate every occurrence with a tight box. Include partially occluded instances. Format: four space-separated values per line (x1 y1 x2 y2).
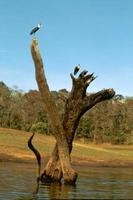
31 38 115 184
31 39 77 184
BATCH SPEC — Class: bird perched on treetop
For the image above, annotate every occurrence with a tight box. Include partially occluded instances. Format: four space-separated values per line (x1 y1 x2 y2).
74 64 80 75
30 23 42 35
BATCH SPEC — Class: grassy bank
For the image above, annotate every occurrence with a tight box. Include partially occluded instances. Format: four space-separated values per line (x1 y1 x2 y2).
0 128 133 167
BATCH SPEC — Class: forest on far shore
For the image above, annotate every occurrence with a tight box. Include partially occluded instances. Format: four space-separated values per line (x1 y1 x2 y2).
0 81 133 145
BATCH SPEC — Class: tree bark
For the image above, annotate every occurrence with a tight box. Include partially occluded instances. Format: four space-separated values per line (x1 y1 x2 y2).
31 38 115 184
31 39 77 184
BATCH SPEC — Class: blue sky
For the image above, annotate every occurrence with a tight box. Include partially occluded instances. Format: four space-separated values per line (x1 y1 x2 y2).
0 0 133 96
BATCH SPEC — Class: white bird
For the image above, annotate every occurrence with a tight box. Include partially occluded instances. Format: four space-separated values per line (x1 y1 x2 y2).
30 23 42 35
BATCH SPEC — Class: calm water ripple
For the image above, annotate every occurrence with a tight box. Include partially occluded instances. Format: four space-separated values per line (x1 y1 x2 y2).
0 162 133 199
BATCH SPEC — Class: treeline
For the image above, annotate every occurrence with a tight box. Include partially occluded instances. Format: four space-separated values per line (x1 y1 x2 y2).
0 81 133 144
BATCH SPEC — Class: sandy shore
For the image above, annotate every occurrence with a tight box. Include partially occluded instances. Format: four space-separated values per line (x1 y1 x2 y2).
1 152 133 168
0 128 133 168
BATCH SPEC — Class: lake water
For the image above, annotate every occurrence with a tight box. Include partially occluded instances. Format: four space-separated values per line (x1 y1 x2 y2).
0 162 133 200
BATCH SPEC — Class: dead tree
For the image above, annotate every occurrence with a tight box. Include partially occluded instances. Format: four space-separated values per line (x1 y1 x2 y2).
31 38 115 185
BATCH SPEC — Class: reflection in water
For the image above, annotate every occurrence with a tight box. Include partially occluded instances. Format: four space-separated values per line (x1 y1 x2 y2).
15 195 37 200
0 162 133 200
45 182 76 199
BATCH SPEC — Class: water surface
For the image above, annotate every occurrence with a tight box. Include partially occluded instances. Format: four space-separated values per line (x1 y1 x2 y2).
0 162 133 199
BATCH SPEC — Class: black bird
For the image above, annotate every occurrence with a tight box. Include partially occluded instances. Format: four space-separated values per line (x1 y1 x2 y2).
74 64 80 75
28 133 41 183
30 23 42 35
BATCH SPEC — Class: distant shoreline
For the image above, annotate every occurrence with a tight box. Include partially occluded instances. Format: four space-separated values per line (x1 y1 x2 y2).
0 128 133 168
0 153 133 168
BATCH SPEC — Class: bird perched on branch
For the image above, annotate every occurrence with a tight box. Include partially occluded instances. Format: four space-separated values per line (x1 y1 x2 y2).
74 64 80 75
30 23 42 35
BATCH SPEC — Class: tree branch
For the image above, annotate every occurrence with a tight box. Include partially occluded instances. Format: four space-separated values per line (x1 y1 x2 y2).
84 88 115 110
